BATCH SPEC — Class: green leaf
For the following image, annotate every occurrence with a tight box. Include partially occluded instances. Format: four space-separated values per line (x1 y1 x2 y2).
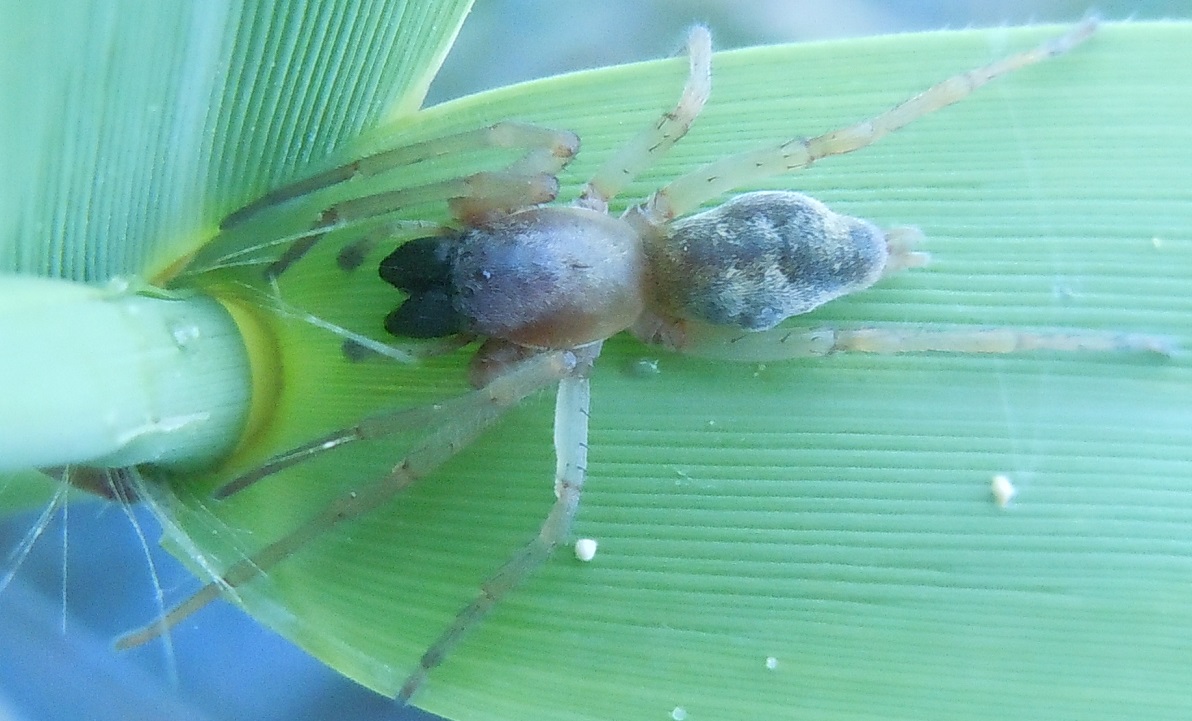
0 0 474 282
153 21 1192 721
0 471 62 514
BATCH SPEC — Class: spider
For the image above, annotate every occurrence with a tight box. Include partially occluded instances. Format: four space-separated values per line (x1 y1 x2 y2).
121 18 1168 703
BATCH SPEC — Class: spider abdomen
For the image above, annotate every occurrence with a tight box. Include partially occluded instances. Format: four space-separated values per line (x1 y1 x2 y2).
452 206 646 349
648 191 889 331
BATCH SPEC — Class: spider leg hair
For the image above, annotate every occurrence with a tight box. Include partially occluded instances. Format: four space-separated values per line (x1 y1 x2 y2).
397 342 601 703
637 18 1099 224
114 349 578 651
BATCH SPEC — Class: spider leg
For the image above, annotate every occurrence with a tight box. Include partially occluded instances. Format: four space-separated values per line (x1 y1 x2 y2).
114 349 577 651
194 127 582 279
397 342 601 703
576 26 711 212
211 393 483 499
636 318 1175 362
187 217 445 277
636 19 1098 224
222 123 580 229
263 169 564 280
207 123 578 280
882 226 931 273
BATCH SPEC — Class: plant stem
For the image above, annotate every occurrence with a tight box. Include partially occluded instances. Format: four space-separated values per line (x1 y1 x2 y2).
0 276 252 473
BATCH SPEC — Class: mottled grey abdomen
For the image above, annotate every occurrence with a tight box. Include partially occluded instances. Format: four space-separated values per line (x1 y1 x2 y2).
647 191 889 331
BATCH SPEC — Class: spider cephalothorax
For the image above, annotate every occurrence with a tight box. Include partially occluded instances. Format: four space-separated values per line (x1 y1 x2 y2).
380 206 646 351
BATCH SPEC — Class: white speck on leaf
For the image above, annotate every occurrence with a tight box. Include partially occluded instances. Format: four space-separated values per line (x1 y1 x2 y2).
574 538 598 562
991 473 1017 507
